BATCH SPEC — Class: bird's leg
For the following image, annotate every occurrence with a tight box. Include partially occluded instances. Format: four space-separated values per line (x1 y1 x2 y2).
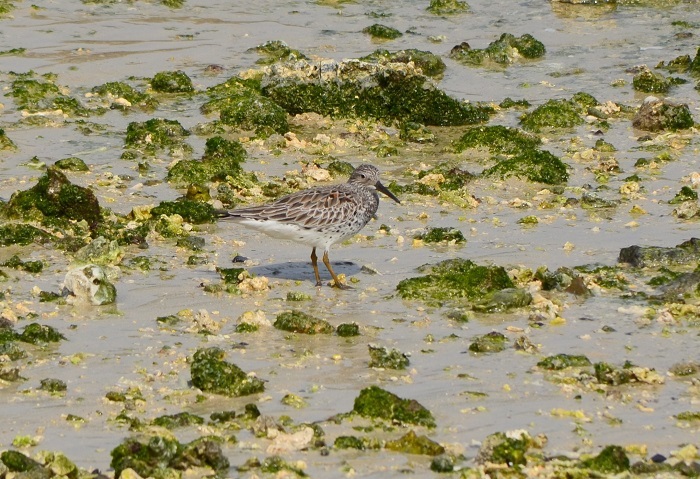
322 250 352 290
310 248 322 287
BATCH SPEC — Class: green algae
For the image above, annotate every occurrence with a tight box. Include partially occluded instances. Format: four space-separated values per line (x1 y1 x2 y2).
176 236 204 251
262 63 490 127
581 445 630 474
91 81 157 110
258 455 307 476
449 33 545 67
368 345 410 369
152 412 205 429
0 255 43 274
520 99 584 132
327 160 355 177
274 310 333 334
190 347 265 397
1 450 42 472
415 227 466 244
166 136 247 186
389 163 474 198
0 128 16 150
286 291 312 301
385 430 445 456
669 185 698 204
124 118 191 156
217 267 246 285
353 385 436 427
281 393 308 409
219 95 289 137
151 200 216 224
363 24 403 40
7 72 92 116
253 40 308 65
453 125 541 155
334 435 378 450
151 70 194 93
6 166 102 230
399 121 435 143
360 49 446 77
397 258 514 306
632 67 678 93
110 435 229 479
483 149 569 185
39 378 67 393
468 331 507 353
19 323 66 345
336 322 360 337
427 0 469 14
475 430 541 466
537 354 592 370
472 288 532 313
54 157 88 172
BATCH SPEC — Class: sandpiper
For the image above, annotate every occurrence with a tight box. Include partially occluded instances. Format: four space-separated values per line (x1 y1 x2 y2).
220 164 400 289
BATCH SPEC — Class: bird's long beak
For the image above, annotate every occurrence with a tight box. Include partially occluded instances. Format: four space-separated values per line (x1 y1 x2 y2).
375 181 401 204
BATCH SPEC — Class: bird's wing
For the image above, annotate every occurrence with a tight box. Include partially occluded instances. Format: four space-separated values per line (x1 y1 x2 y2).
223 186 359 228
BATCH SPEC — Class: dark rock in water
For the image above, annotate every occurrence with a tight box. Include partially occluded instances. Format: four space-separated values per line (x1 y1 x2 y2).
618 238 700 268
658 271 700 301
651 453 667 463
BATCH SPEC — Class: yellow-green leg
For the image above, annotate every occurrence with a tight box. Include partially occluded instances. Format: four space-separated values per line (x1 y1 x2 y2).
322 250 352 290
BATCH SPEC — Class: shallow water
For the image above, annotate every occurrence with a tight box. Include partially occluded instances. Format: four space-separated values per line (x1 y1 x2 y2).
1 0 700 475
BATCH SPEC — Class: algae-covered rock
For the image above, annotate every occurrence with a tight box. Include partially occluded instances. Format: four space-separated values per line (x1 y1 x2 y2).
151 70 194 93
632 97 694 132
391 163 475 197
110 435 229 479
632 66 682 93
336 322 360 337
397 258 514 306
91 81 157 110
593 361 663 386
385 430 445 455
8 71 92 116
453 125 541 155
62 264 117 305
449 33 545 67
353 385 436 427
19 323 66 345
468 331 508 353
619 238 700 268
581 445 630 473
427 0 469 14
6 166 102 230
190 346 265 397
152 412 205 429
0 224 52 247
39 377 67 393
0 128 16 150
360 49 446 77
657 271 700 301
363 24 403 40
520 99 584 132
262 59 489 126
415 227 466 244
151 200 216 224
368 344 410 369
124 118 191 156
74 236 124 266
274 310 333 334
670 186 699 204
167 136 247 186
219 95 289 137
0 450 43 472
252 40 308 65
537 353 592 370
0 254 43 273
483 149 569 184
475 430 538 466
472 288 532 313
54 156 88 172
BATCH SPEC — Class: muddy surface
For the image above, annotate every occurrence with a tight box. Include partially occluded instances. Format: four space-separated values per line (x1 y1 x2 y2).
1 0 699 476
